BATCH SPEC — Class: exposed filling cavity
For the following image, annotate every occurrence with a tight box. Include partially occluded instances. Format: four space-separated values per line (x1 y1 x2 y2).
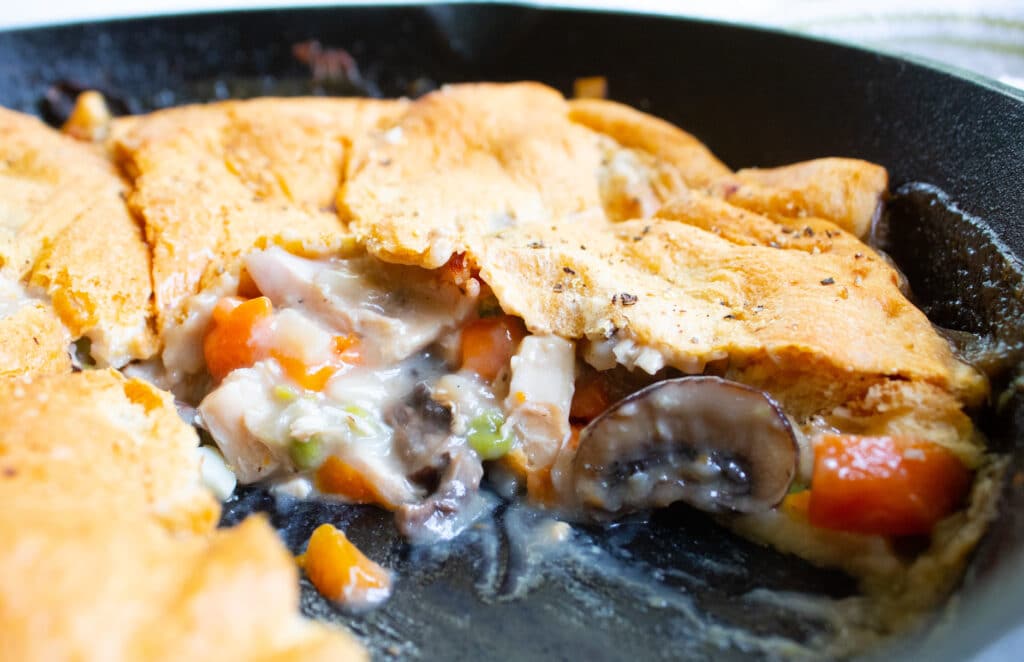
165 247 495 540
166 246 979 553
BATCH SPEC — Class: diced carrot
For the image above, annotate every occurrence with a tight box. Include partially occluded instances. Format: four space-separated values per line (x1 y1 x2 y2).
203 296 273 382
570 375 611 422
460 315 527 381
299 523 391 605
332 334 362 365
808 435 971 536
206 296 361 389
316 456 384 507
272 353 335 391
272 333 361 391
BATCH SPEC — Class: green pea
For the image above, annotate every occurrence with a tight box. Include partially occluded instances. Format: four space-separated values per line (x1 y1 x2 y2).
289 436 325 470
273 384 299 402
467 410 513 460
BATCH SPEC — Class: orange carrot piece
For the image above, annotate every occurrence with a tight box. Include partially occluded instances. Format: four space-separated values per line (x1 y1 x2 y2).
570 375 611 422
331 334 362 366
808 435 971 536
316 456 384 506
203 296 273 382
460 315 526 381
300 523 391 606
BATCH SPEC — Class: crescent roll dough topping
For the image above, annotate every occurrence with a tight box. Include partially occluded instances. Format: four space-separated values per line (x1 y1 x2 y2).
110 97 407 333
0 369 218 533
339 83 984 420
0 108 156 367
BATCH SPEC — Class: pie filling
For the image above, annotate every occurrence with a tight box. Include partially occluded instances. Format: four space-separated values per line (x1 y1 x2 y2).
157 244 984 551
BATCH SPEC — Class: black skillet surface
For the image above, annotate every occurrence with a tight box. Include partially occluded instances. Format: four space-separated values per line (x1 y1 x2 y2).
1 5 1023 660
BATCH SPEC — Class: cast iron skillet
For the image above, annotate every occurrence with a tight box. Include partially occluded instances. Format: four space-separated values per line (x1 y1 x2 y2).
1 4 1023 660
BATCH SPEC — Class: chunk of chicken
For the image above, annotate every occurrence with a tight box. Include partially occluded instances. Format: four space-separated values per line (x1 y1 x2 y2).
245 247 477 364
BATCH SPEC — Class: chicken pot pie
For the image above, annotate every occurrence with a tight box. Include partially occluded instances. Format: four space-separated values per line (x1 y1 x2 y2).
0 82 1007 654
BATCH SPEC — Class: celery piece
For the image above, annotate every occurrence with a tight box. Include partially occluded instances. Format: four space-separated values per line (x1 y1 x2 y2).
467 410 513 460
272 384 299 402
342 404 383 438
289 436 325 470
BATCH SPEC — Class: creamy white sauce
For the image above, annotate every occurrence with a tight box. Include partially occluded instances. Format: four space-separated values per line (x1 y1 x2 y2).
245 247 476 364
433 371 502 436
196 445 237 501
162 271 239 385
182 246 493 525
84 318 152 368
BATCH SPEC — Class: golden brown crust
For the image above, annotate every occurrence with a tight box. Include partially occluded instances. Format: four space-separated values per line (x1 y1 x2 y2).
339 83 980 423
709 157 889 238
0 301 71 378
0 107 156 367
110 97 406 332
0 368 366 660
654 188 869 257
341 82 608 267
567 97 732 188
0 369 219 533
0 512 366 662
474 209 984 416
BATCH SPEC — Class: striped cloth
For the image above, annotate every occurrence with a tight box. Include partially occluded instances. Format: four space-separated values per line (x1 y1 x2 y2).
546 0 1024 89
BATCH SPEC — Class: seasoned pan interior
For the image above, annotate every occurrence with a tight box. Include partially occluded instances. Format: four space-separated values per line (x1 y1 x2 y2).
1 5 1023 659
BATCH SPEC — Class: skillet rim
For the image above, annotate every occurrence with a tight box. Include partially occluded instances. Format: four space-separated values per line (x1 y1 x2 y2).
0 1 1022 105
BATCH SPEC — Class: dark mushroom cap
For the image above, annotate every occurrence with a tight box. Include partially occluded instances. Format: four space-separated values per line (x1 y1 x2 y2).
571 376 798 516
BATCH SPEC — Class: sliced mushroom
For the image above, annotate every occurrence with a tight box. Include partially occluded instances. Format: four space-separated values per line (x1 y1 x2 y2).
568 376 797 516
396 448 485 544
